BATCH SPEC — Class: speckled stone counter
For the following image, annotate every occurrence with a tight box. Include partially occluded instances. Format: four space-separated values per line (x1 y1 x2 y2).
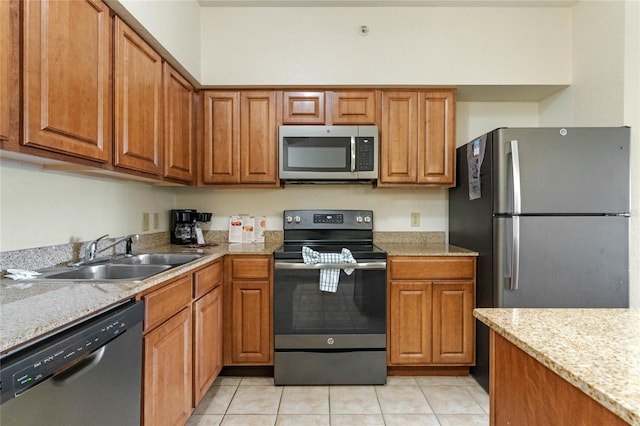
0 242 280 354
376 242 478 256
474 308 640 425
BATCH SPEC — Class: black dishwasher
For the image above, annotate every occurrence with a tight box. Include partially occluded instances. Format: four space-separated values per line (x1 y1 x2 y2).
0 300 144 426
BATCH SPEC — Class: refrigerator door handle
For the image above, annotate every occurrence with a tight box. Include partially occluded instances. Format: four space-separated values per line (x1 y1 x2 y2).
508 139 521 290
508 140 522 214
510 216 520 290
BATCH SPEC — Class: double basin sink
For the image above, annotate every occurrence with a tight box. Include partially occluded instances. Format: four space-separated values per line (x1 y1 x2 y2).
36 253 205 282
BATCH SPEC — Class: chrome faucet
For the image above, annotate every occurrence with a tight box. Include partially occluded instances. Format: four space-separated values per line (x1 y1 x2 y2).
84 234 139 262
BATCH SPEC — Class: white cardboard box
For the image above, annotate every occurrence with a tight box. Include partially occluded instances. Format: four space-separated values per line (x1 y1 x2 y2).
242 216 255 243
228 216 244 243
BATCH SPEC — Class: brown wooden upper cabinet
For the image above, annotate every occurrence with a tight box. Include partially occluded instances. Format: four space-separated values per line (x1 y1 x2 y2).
0 1 17 142
330 91 378 124
281 90 378 125
282 91 325 124
163 63 195 184
114 17 163 176
379 90 456 187
202 90 280 186
22 0 112 162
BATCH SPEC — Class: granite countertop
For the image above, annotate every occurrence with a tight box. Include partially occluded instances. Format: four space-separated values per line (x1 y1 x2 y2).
474 308 640 425
1 239 474 354
376 242 478 256
0 242 280 354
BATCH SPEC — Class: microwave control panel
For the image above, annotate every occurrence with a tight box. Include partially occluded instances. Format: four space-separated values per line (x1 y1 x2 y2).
357 137 375 171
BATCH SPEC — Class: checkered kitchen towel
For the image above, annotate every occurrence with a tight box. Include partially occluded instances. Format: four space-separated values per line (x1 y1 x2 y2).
302 246 357 292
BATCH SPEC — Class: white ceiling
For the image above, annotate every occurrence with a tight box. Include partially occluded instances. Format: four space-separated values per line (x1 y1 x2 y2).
197 0 578 7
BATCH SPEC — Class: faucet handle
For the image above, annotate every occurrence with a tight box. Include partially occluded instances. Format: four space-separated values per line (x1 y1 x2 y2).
126 234 139 255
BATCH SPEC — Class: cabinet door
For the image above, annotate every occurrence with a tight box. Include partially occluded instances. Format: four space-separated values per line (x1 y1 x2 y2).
239 91 279 184
388 280 432 365
0 0 16 145
23 0 111 162
143 307 192 426
417 91 456 186
432 281 475 364
202 91 240 184
193 285 223 406
380 92 418 184
114 17 162 175
330 91 377 125
228 279 272 364
163 63 194 183
282 91 325 124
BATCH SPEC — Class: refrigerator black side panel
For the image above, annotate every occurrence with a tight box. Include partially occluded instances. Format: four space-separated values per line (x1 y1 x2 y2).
448 131 495 391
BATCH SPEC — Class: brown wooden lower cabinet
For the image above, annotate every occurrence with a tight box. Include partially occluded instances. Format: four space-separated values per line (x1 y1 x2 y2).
143 307 192 426
388 256 476 368
140 259 223 425
490 331 627 425
224 255 273 365
193 284 223 406
389 280 433 364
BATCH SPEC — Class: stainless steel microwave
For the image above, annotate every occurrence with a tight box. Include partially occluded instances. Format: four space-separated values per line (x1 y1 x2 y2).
279 125 379 182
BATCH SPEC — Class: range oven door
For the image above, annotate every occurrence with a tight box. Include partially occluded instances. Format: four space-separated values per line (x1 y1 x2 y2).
273 259 387 385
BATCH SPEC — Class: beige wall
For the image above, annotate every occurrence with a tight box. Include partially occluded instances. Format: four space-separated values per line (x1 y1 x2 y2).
199 6 572 86
0 164 177 251
115 0 202 80
624 0 640 308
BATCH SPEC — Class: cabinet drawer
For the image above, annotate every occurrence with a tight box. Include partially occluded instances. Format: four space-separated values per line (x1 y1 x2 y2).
194 260 223 299
144 275 192 332
230 256 271 279
389 256 475 280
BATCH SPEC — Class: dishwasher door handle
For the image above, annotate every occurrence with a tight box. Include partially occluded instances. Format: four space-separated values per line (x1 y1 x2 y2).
51 346 106 386
274 261 387 270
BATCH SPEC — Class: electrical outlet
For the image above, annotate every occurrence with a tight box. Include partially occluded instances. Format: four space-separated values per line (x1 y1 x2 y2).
153 213 159 229
410 212 420 227
142 212 150 232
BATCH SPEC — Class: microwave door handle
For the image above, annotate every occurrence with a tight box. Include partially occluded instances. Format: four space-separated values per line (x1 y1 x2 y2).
350 136 356 172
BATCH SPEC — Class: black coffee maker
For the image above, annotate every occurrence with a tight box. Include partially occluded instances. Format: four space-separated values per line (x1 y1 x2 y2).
171 209 213 245
170 209 197 245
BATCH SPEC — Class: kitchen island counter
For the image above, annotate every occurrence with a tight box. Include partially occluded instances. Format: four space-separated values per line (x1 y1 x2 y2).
0 242 280 354
474 308 640 425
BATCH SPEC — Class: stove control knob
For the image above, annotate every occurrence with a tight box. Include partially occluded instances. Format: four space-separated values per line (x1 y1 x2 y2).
294 216 301 223
355 216 363 223
285 216 293 223
364 216 371 223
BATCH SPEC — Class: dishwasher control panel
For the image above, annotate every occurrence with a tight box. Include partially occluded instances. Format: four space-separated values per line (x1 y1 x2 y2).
0 302 144 404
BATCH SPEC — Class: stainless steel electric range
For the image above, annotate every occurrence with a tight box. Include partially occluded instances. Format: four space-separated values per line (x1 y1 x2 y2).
273 209 387 385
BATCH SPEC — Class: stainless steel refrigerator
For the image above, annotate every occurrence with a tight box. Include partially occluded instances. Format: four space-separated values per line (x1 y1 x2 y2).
449 127 630 391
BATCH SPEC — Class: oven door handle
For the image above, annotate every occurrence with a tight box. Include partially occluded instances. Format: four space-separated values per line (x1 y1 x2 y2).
274 261 387 270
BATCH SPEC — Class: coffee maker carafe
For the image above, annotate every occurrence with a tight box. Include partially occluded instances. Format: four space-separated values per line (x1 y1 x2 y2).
171 209 196 245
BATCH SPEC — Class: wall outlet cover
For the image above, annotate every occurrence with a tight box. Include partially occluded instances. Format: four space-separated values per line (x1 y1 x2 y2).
410 212 420 227
142 212 150 232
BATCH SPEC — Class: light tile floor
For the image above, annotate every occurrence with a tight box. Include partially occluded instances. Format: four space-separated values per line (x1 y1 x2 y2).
187 375 489 426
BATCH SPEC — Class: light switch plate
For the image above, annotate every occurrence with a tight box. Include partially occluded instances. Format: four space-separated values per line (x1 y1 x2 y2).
153 213 159 229
142 212 150 231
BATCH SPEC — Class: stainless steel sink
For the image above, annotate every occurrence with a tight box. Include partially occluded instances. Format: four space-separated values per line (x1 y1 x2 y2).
114 253 204 266
42 264 172 281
